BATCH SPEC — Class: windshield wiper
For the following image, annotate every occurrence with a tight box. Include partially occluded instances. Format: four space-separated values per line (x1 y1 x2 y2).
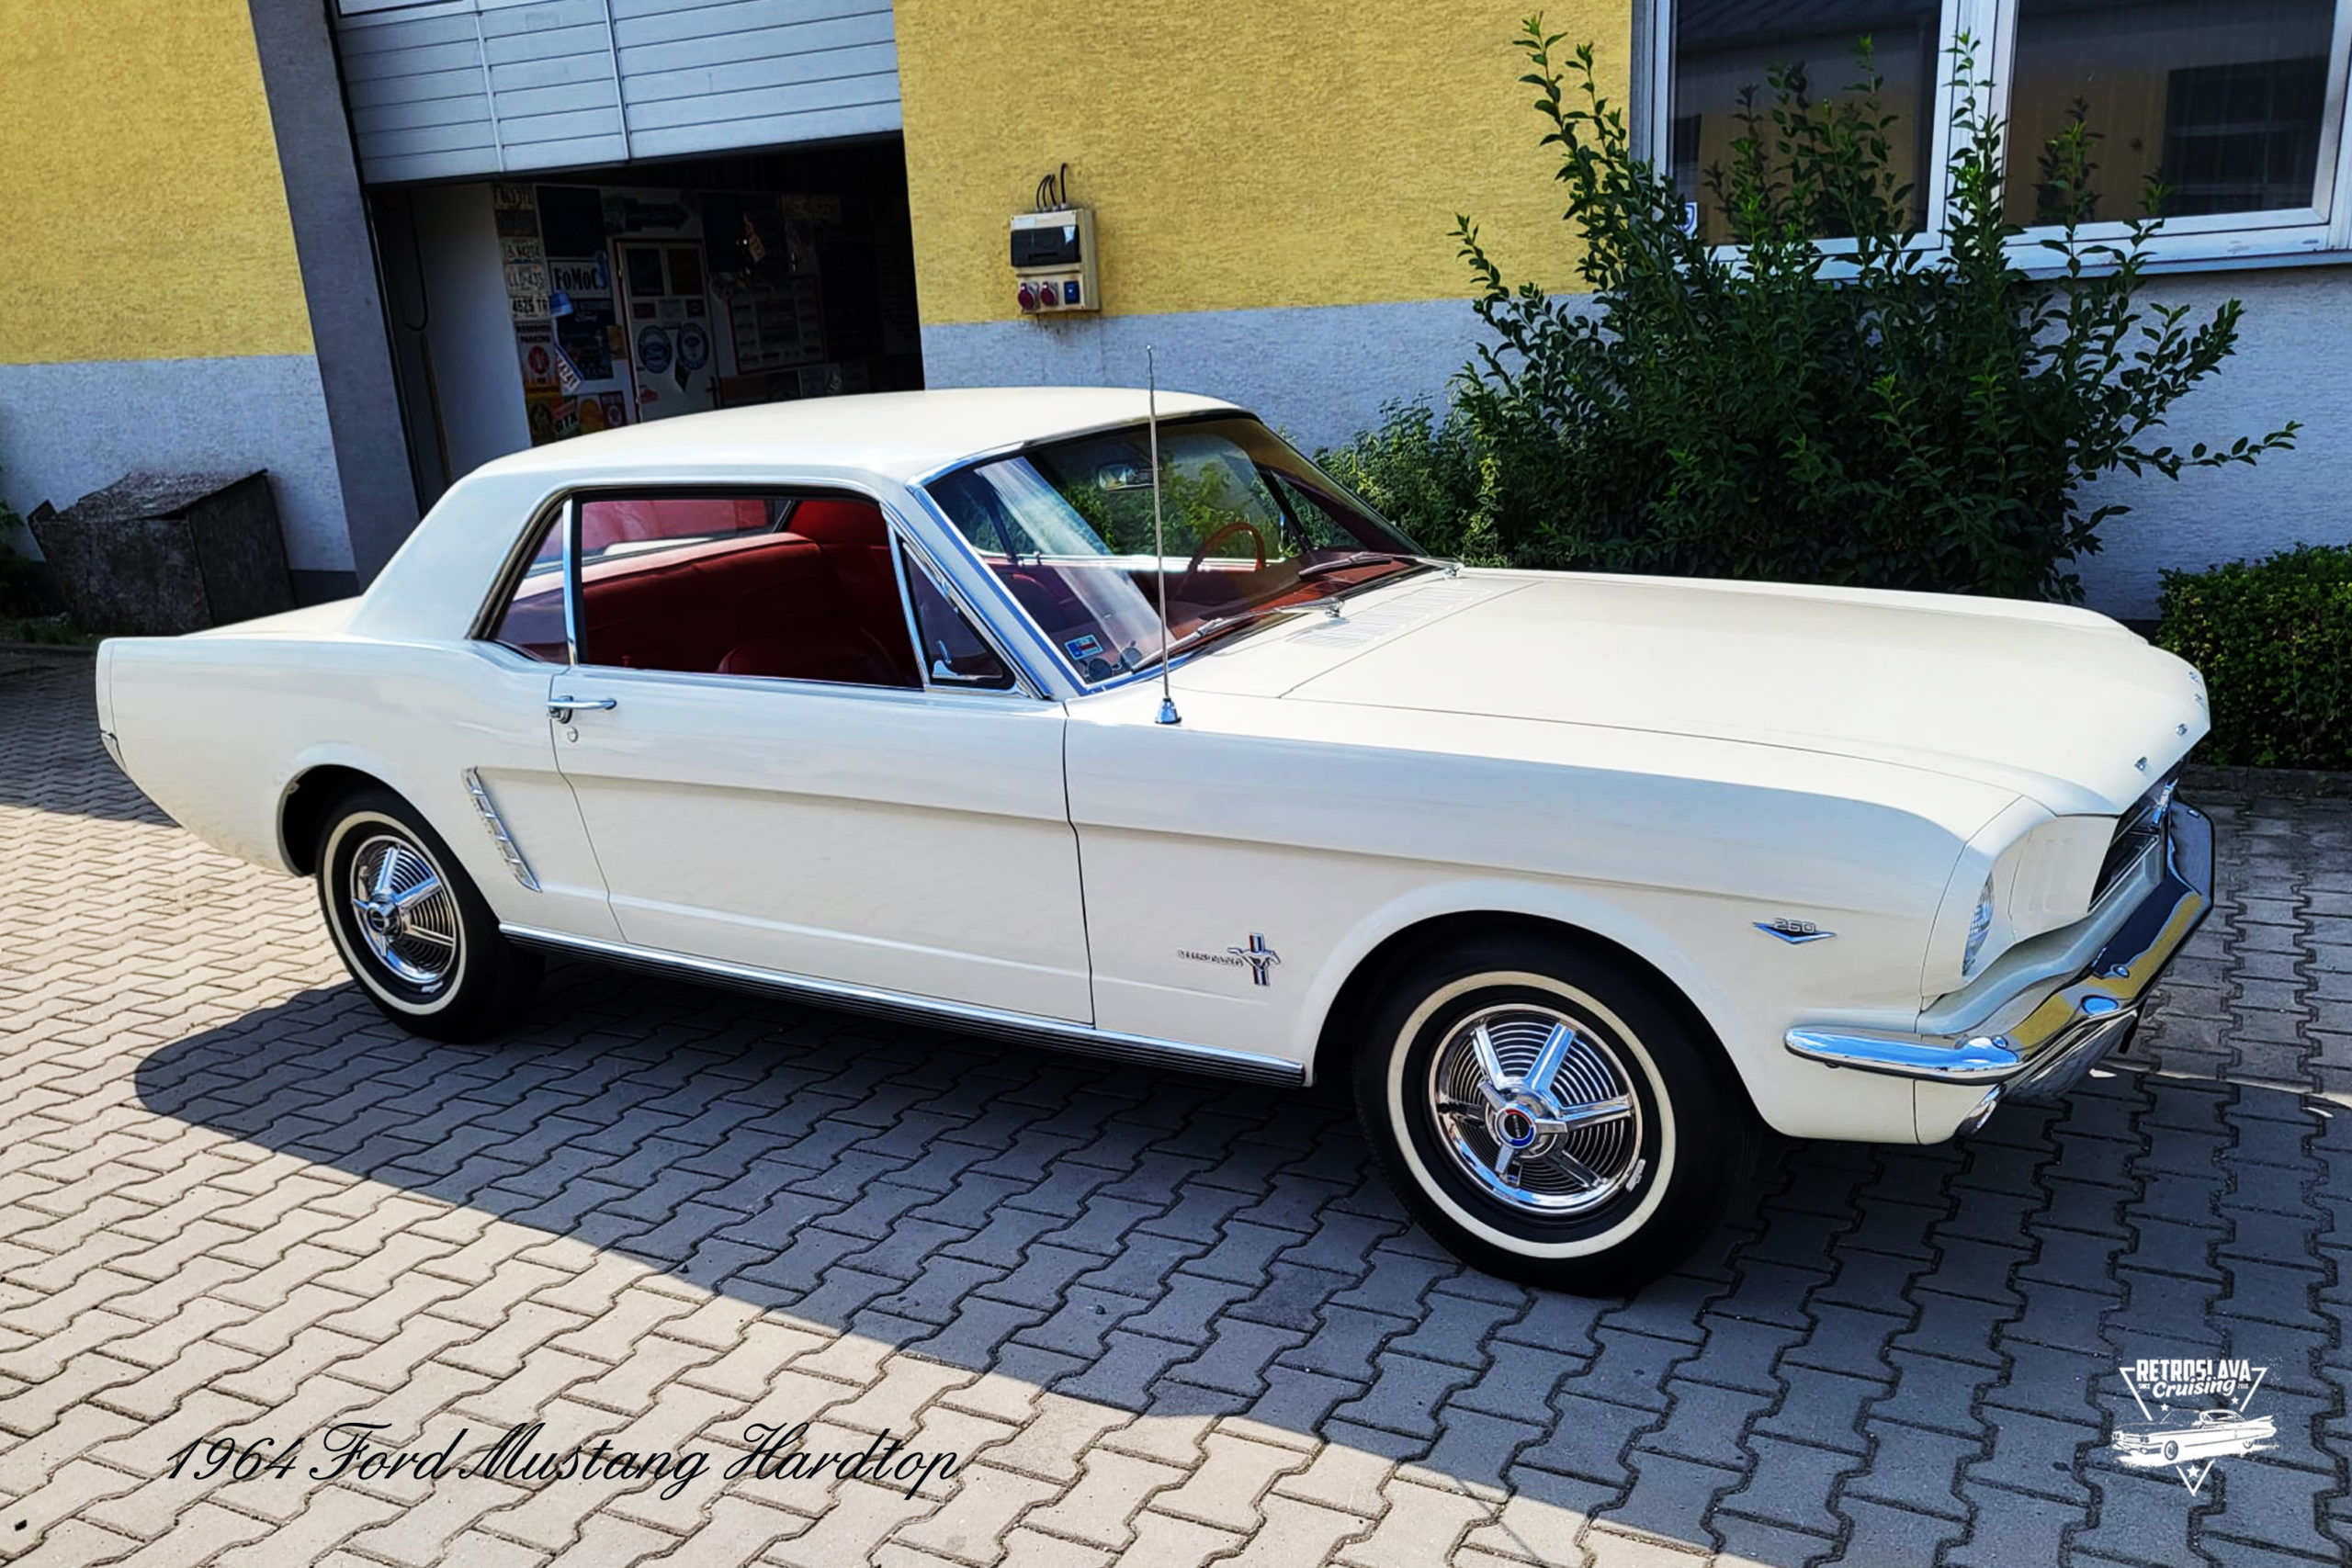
1125 606 1291 674
1294 550 1430 581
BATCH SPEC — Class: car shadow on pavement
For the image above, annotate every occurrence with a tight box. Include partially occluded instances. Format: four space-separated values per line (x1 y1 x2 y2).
128 953 2350 1564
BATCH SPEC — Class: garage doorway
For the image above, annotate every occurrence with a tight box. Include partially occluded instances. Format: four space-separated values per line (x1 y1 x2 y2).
370 138 922 512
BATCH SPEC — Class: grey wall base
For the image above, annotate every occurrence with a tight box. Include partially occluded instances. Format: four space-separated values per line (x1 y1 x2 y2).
0 354 353 575
924 268 2352 620
921 297 1488 460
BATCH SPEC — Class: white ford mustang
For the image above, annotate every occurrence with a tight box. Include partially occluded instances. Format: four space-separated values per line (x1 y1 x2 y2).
97 389 2214 1292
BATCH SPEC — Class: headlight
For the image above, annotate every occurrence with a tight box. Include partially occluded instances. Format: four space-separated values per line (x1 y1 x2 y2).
1962 877 1996 976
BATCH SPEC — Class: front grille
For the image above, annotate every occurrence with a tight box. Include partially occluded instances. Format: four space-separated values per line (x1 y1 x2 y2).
2094 769 2177 904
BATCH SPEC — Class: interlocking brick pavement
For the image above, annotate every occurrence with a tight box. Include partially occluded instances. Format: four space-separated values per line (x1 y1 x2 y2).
3 653 2349 1566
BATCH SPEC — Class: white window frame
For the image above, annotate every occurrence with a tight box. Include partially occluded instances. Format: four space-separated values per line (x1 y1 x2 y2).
1646 0 2352 269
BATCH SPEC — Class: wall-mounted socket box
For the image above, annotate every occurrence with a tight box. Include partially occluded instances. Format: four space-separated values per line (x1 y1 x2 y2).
1011 208 1098 315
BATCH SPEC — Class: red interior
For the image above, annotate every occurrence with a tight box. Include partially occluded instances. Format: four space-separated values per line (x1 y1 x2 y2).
562 497 917 685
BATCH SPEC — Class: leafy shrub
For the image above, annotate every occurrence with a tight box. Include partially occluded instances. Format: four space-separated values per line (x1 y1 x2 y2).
1320 17 2296 602
2155 544 2352 770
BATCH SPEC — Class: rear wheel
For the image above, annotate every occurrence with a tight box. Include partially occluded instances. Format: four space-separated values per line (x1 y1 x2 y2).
1351 931 1756 1293
315 786 539 1042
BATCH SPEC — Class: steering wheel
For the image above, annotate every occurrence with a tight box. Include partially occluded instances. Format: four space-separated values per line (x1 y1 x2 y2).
1171 520 1268 603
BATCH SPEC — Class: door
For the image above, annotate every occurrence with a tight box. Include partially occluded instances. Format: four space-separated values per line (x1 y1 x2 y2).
546 487 1093 1022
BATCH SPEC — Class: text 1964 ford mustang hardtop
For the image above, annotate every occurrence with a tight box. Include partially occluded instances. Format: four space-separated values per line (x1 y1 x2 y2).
97 389 2213 1291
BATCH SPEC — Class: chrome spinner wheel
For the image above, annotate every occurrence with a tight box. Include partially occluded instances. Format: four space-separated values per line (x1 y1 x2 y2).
1425 1003 1645 1216
346 830 461 989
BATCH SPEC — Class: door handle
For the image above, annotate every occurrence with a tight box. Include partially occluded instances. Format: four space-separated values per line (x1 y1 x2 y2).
548 695 617 720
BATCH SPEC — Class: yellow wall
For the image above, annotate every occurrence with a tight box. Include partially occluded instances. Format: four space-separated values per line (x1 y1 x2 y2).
896 0 1631 325
0 0 311 365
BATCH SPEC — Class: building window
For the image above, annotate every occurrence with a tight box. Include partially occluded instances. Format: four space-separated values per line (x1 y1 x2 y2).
1654 0 2352 265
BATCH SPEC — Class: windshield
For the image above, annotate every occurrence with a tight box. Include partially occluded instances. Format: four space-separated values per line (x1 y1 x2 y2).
922 416 1428 682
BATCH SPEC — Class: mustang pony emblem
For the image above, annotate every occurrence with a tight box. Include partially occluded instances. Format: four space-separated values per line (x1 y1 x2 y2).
1177 934 1283 987
1228 933 1282 987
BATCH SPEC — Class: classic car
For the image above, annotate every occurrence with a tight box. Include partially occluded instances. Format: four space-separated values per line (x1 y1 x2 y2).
96 388 2215 1292
2110 1406 2277 1466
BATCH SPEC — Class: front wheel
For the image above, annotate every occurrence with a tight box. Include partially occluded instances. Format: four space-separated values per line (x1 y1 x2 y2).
1351 932 1757 1294
316 786 540 1043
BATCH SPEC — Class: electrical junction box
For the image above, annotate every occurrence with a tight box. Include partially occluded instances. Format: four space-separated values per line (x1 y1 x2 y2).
1010 208 1098 315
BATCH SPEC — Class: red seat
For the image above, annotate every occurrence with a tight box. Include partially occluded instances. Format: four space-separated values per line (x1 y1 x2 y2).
579 527 916 687
785 499 921 686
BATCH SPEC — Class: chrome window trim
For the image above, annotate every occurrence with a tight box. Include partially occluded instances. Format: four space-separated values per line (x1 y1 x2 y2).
893 527 1040 700
553 662 1036 709
500 922 1306 1086
560 495 581 668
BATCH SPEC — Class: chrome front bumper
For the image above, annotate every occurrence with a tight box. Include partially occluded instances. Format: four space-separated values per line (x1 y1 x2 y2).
1784 801 2214 1115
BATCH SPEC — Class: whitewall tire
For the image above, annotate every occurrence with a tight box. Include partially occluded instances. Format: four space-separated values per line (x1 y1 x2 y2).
316 787 540 1042
1352 931 1755 1293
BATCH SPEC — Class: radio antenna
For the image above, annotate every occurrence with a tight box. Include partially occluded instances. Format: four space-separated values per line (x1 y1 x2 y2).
1148 346 1181 726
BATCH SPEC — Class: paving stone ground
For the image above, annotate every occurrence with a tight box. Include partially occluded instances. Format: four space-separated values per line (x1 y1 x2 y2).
2 653 2349 1567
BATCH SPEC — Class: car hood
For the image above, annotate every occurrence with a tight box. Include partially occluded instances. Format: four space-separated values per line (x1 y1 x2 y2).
1182 570 2207 816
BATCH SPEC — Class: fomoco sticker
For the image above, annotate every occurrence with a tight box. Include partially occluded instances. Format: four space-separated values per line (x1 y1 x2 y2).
2107 1357 2274 1495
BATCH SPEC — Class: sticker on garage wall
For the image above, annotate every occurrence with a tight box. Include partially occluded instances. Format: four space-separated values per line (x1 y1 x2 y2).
635 326 673 377
552 344 583 394
516 330 556 392
550 259 607 295
674 322 709 373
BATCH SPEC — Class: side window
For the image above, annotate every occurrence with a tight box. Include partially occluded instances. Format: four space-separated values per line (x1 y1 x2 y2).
574 491 921 688
580 495 772 557
902 548 1015 691
487 514 566 663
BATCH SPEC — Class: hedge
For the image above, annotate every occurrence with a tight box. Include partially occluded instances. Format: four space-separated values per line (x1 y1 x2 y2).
2155 542 2352 770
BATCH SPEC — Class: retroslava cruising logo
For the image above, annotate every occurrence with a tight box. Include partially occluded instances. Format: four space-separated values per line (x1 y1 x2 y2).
2106 1357 2275 1495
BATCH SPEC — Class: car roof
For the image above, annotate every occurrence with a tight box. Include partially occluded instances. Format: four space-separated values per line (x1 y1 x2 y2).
473 387 1246 485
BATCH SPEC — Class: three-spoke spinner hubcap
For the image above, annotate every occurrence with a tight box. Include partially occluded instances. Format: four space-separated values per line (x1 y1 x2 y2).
347 832 459 988
1426 1004 1645 1215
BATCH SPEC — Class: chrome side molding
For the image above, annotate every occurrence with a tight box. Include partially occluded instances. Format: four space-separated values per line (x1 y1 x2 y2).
497 923 1307 1087
462 769 540 891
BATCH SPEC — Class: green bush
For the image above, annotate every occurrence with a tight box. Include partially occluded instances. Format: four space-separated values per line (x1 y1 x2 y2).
2155 544 2352 770
1320 17 2296 602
